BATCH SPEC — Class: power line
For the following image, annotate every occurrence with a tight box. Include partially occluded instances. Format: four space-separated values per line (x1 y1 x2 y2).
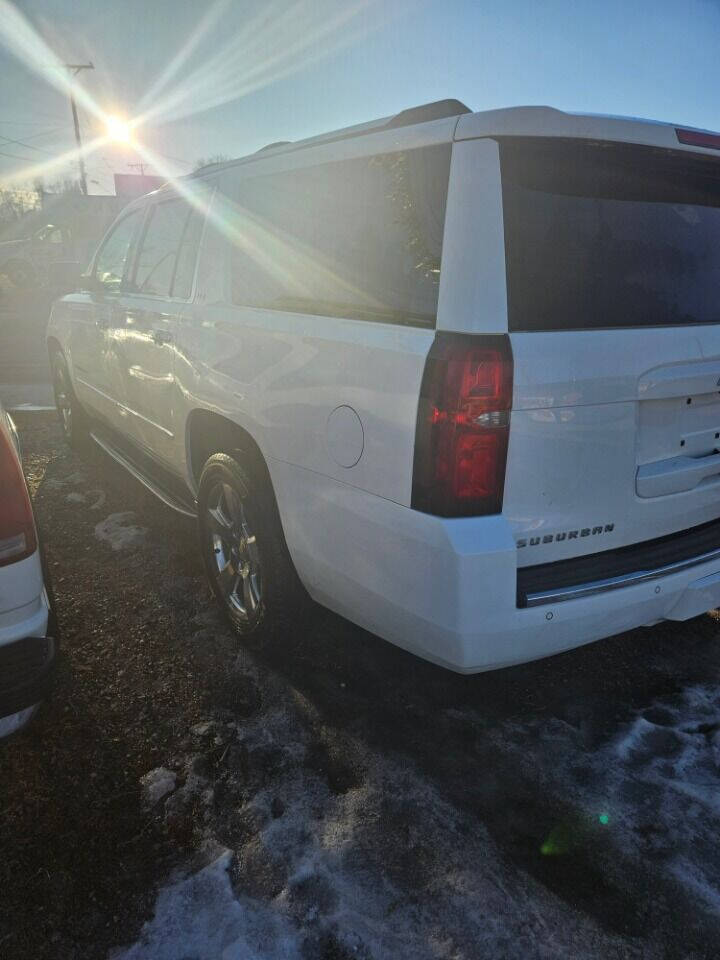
0 118 66 125
11 125 66 142
0 132 57 156
0 147 37 164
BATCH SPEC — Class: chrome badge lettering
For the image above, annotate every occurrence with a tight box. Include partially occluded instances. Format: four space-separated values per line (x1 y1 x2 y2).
516 523 615 548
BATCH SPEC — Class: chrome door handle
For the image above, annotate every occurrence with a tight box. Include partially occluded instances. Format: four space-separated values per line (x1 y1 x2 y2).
151 328 173 345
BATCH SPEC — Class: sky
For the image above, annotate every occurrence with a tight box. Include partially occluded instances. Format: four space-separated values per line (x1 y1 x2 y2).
1 0 720 195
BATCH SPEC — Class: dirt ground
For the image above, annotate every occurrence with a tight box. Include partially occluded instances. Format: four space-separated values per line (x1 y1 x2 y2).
3 415 720 959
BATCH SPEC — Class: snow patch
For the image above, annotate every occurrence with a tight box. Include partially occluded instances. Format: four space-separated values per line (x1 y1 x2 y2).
95 513 147 551
88 489 106 510
492 683 720 920
140 768 177 807
117 697 629 960
110 851 302 960
44 470 86 491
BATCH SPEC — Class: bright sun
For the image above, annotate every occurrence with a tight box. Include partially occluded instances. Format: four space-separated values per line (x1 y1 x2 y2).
105 115 132 143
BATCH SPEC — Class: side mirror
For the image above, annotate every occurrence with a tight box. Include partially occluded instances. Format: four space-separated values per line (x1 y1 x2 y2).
45 260 83 294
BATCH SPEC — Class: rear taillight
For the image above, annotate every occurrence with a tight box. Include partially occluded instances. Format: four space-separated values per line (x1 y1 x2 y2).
0 422 36 566
675 128 720 151
412 334 513 517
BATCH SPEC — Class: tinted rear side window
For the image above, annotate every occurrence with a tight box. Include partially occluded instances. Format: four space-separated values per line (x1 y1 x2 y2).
229 144 451 327
93 209 143 292
501 138 720 331
133 199 192 298
171 210 203 299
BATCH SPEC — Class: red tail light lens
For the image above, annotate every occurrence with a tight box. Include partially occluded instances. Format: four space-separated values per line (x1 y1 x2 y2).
412 334 513 517
676 128 720 151
0 420 37 566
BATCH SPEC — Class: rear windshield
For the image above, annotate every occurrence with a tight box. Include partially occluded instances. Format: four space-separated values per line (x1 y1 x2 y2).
501 138 720 331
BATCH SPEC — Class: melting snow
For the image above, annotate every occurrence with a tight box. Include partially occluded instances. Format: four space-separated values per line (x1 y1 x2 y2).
110 851 302 960
95 513 147 551
140 768 177 808
113 707 635 959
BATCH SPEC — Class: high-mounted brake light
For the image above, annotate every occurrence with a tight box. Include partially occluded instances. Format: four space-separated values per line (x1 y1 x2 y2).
0 421 37 566
412 334 513 517
675 128 720 151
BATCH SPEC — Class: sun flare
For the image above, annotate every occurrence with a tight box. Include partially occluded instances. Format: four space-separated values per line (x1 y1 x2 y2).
105 114 132 143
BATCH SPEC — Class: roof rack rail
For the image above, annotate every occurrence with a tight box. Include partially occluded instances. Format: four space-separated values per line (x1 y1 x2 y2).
190 99 472 177
255 140 293 154
387 99 471 129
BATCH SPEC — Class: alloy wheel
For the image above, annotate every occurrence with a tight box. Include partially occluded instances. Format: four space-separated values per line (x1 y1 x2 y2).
53 363 72 439
205 481 262 621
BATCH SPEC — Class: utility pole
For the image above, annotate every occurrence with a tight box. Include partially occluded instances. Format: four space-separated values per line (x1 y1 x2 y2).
64 62 94 195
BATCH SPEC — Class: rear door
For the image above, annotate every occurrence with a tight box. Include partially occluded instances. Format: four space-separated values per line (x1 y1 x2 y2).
69 207 144 424
498 137 720 568
107 195 204 467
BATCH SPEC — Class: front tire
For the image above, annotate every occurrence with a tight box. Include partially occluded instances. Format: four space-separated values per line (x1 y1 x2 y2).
51 352 89 449
197 453 308 642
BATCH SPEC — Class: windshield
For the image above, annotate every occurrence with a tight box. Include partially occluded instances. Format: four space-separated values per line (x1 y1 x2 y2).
501 138 720 331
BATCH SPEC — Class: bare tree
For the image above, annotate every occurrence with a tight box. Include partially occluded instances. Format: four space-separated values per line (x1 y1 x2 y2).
0 186 41 224
193 154 232 173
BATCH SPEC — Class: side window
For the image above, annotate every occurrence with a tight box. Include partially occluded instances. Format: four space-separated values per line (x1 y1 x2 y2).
228 143 451 326
93 209 143 293
38 226 63 244
171 210 204 299
133 199 191 297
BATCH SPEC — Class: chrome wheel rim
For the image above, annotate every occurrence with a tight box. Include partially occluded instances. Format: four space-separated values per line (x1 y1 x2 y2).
206 482 262 620
53 365 72 437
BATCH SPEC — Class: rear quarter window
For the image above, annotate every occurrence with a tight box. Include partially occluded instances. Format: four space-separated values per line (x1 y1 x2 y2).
227 144 451 327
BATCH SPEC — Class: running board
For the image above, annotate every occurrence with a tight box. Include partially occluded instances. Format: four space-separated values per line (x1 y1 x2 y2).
90 430 197 519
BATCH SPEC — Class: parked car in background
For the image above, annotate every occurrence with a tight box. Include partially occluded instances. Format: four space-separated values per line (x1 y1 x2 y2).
0 401 56 737
47 99 720 672
0 223 72 288
0 193 124 289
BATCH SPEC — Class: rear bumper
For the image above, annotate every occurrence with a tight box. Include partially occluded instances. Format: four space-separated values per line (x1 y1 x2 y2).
0 581 55 732
0 635 57 721
271 461 720 673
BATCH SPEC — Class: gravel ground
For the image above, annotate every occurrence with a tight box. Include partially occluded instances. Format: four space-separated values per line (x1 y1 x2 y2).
3 415 720 959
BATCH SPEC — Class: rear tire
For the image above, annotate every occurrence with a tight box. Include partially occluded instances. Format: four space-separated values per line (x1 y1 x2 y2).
51 352 90 450
197 452 309 643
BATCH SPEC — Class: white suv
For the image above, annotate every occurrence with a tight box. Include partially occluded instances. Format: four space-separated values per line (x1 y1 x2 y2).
47 99 720 672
